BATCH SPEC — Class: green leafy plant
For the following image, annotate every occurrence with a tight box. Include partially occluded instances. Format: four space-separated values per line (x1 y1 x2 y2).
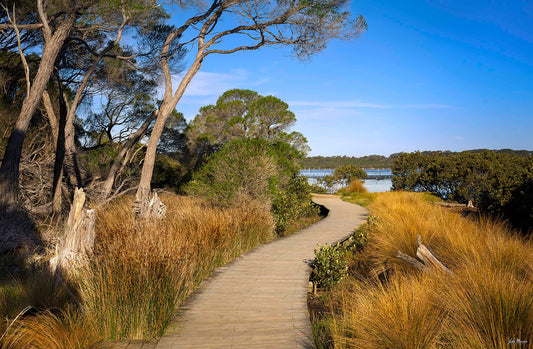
311 243 348 289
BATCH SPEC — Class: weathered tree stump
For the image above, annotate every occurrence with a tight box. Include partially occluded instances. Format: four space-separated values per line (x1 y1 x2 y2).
50 188 95 273
397 234 453 274
132 191 167 218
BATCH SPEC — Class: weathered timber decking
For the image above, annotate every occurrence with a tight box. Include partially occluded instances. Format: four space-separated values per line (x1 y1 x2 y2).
120 194 368 349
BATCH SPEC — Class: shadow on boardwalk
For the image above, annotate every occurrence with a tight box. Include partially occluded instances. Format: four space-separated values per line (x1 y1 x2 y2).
116 195 368 349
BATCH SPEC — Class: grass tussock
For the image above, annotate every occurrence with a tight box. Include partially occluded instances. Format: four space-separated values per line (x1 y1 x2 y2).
0 309 100 349
345 180 368 194
80 193 275 340
313 191 533 348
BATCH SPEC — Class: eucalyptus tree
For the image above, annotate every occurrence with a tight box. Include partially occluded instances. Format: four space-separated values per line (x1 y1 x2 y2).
187 89 306 166
134 0 367 216
0 0 166 209
248 95 295 140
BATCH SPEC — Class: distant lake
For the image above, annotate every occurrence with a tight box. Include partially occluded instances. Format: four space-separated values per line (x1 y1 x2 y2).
300 169 393 193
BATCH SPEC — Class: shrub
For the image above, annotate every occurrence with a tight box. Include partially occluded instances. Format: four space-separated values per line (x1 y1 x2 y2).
344 180 368 194
186 138 315 233
272 176 319 234
186 138 277 207
392 150 533 233
311 244 349 289
152 154 187 191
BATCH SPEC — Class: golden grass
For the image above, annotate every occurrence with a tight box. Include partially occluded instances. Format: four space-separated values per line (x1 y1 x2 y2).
0 309 100 349
345 180 368 194
314 191 533 348
1 193 276 345
333 274 447 349
80 193 275 340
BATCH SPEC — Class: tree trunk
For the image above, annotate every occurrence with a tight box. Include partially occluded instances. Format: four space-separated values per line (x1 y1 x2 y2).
42 91 58 143
135 59 203 216
101 111 157 199
0 16 74 209
42 89 64 213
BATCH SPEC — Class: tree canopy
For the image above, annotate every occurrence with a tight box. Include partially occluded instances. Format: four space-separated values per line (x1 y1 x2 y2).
186 89 309 167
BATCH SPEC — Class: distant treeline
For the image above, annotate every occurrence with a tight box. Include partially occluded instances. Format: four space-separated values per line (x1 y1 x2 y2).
302 155 397 169
303 149 533 169
392 150 533 234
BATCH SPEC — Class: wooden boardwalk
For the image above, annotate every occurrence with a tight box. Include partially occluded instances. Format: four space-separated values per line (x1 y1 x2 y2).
118 195 368 349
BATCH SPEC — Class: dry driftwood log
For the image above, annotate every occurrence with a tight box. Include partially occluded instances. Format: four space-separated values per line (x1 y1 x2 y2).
397 234 453 274
50 187 95 273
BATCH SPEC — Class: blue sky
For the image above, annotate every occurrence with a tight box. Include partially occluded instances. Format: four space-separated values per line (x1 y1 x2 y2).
170 0 533 156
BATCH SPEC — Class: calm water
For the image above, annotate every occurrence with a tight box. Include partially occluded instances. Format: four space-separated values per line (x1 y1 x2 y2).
300 169 393 193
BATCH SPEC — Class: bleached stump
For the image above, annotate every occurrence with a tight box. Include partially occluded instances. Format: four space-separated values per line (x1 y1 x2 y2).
50 188 95 273
132 191 167 218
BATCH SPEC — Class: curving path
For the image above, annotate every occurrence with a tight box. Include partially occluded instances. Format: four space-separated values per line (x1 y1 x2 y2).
118 195 367 349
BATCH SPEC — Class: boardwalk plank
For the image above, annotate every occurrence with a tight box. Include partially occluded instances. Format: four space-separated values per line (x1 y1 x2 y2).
154 195 367 348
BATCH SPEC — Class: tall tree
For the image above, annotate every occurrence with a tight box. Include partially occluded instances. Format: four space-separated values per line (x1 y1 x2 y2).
248 96 295 140
0 0 78 209
187 89 305 158
0 0 166 209
134 0 367 216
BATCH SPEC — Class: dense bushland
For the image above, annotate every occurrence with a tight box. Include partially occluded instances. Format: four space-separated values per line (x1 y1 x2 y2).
310 192 533 348
392 150 533 233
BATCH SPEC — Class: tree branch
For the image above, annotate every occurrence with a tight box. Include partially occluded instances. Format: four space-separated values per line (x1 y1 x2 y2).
4 4 31 96
37 0 51 41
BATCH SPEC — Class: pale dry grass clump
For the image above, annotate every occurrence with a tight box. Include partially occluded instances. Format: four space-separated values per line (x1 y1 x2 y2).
344 180 368 194
80 193 275 340
0 309 100 349
443 265 533 348
321 191 533 348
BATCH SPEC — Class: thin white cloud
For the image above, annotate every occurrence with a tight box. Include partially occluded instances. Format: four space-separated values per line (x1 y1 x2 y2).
288 100 456 110
179 70 248 97
292 107 363 122
289 101 389 109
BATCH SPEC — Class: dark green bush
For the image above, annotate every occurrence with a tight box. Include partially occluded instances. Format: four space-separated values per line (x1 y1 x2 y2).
186 138 314 233
392 150 533 233
152 155 187 191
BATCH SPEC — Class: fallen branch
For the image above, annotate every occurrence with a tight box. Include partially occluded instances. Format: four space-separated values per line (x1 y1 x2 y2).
397 250 426 271
397 234 453 274
416 235 452 274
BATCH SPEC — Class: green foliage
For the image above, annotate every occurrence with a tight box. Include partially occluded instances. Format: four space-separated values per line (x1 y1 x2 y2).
186 138 277 205
186 138 314 234
392 150 533 232
319 164 367 192
309 184 328 194
272 176 319 234
186 89 309 165
333 164 367 182
311 243 348 289
152 155 186 191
